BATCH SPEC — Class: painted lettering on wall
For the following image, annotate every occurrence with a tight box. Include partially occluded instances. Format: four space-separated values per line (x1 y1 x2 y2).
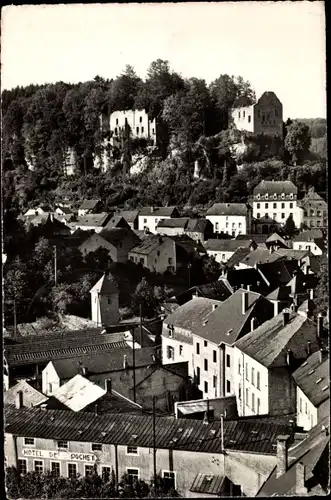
21 449 95 462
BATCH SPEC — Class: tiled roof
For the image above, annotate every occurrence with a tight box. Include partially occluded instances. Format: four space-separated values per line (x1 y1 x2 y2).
235 312 320 368
84 390 143 415
114 210 139 223
99 228 140 248
76 213 110 227
286 270 318 296
164 297 222 333
89 273 119 295
265 232 288 246
292 351 329 407
185 218 211 233
53 375 106 412
238 248 284 267
129 235 172 255
253 180 297 195
206 203 249 216
236 233 270 244
175 281 232 305
301 187 327 204
257 260 298 288
257 416 329 497
104 216 130 230
4 380 48 407
276 248 311 260
157 218 189 229
266 286 291 301
225 247 251 268
4 405 292 455
138 206 178 217
293 229 324 242
226 268 269 294
204 239 254 252
79 199 100 210
197 289 267 345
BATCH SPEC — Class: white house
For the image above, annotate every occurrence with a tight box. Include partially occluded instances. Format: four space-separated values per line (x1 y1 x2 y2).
89 273 119 326
109 109 156 144
205 203 252 237
292 230 326 256
75 213 111 233
292 349 329 431
204 239 256 264
129 235 176 274
138 207 180 234
252 181 303 232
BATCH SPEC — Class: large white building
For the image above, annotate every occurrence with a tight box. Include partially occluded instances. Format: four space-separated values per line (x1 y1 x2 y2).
109 109 156 144
205 203 252 237
252 181 303 233
138 206 179 234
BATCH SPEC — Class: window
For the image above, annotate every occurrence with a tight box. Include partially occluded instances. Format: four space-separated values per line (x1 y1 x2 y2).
24 437 35 446
281 213 285 219
310 221 314 227
102 467 111 481
213 375 217 388
238 359 241 374
273 202 277 209
204 340 208 347
290 202 293 209
243 111 245 118
204 359 208 371
256 194 260 200
116 118 119 125
245 363 249 381
257 203 260 209
152 128 155 135
289 213 293 218
245 388 249 407
85 465 93 477
299 245 302 250
226 354 231 368
290 193 294 199
136 127 139 134
265 213 269 219
92 443 102 452
226 380 231 393
114 127 118 135
281 203 285 209
238 384 242 399
167 346 174 360
196 343 200 355
222 254 226 260
140 116 142 123
68 464 77 478
257 213 260 219
127 469 139 484
252 393 255 412
248 115 251 123
168 258 172 265
108 298 111 305
213 350 217 363
251 367 255 386
317 210 322 217
49 383 53 393
257 398 260 414
196 367 200 385
34 460 43 473
215 222 219 229
238 222 242 228
306 245 310 250
256 371 260 390
273 213 277 219
139 258 144 264
204 381 208 393
305 402 308 414
127 445 138 455
143 218 147 223
238 111 241 119
317 220 321 227
265 203 269 209
232 222 235 227
141 127 144 133
18 459 27 474
157 250 160 256
179 345 183 356
163 471 176 490
57 440 68 449
51 462 60 477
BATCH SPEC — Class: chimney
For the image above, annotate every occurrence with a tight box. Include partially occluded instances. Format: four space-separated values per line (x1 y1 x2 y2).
150 207 154 213
242 291 249 315
309 289 314 300
286 349 293 367
123 354 128 369
274 301 279 317
283 309 290 326
247 284 251 292
269 246 273 254
81 365 87 376
15 391 24 409
276 435 290 478
105 379 112 393
212 304 218 311
317 314 323 339
295 462 307 495
319 349 328 364
304 264 310 275
250 317 257 332
306 341 312 356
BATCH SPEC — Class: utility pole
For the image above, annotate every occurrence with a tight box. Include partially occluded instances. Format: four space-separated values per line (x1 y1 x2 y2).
139 303 143 347
220 413 224 453
13 297 17 339
153 396 157 497
53 245 57 285
132 330 136 403
187 262 192 289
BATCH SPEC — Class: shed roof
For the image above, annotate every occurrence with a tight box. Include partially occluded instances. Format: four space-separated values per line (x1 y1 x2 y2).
292 352 329 407
185 218 211 233
206 203 249 216
225 247 252 268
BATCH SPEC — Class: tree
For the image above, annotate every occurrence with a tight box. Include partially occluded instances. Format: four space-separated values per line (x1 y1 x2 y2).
284 121 311 165
131 277 160 318
283 214 296 237
108 65 142 112
201 254 221 282
314 255 328 316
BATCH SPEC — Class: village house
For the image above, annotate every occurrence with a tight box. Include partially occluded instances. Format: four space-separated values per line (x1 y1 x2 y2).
138 206 180 234
5 403 294 497
75 213 112 233
128 235 176 274
206 203 252 237
162 290 274 400
109 109 157 144
156 218 213 243
78 199 101 217
156 218 190 237
292 348 329 431
4 380 48 407
298 187 328 229
204 238 257 264
265 232 290 251
257 417 329 497
292 229 326 256
252 180 303 233
103 215 130 230
23 204 52 217
233 309 325 419
230 91 283 138
79 227 140 263
113 210 139 230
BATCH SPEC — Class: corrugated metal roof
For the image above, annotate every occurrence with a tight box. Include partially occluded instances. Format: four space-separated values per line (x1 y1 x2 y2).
4 405 292 455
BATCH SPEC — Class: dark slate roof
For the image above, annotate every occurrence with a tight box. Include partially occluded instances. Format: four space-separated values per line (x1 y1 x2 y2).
99 228 140 248
257 260 298 288
84 390 143 415
253 180 297 195
103 216 130 229
157 218 189 229
185 218 211 233
286 271 318 296
173 236 206 256
79 199 100 210
225 268 269 294
265 232 289 246
236 233 270 244
4 405 292 455
76 213 110 227
292 351 329 407
204 239 254 252
164 297 222 333
197 289 267 345
138 206 178 217
301 187 327 204
225 248 251 268
276 248 311 260
176 281 232 306
61 229 94 248
235 312 320 368
206 203 249 216
114 210 139 223
4 381 48 407
238 248 285 267
293 229 324 242
257 416 329 497
266 285 291 301
129 235 172 255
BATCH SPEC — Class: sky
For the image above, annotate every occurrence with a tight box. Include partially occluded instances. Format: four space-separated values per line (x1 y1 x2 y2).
1 2 326 119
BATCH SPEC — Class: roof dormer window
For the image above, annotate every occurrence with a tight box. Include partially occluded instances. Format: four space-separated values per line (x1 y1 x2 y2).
273 193 277 199
256 194 260 200
281 193 285 199
290 193 294 199
265 194 268 200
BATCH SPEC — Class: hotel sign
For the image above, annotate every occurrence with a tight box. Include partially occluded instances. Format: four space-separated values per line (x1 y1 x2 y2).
21 449 96 462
